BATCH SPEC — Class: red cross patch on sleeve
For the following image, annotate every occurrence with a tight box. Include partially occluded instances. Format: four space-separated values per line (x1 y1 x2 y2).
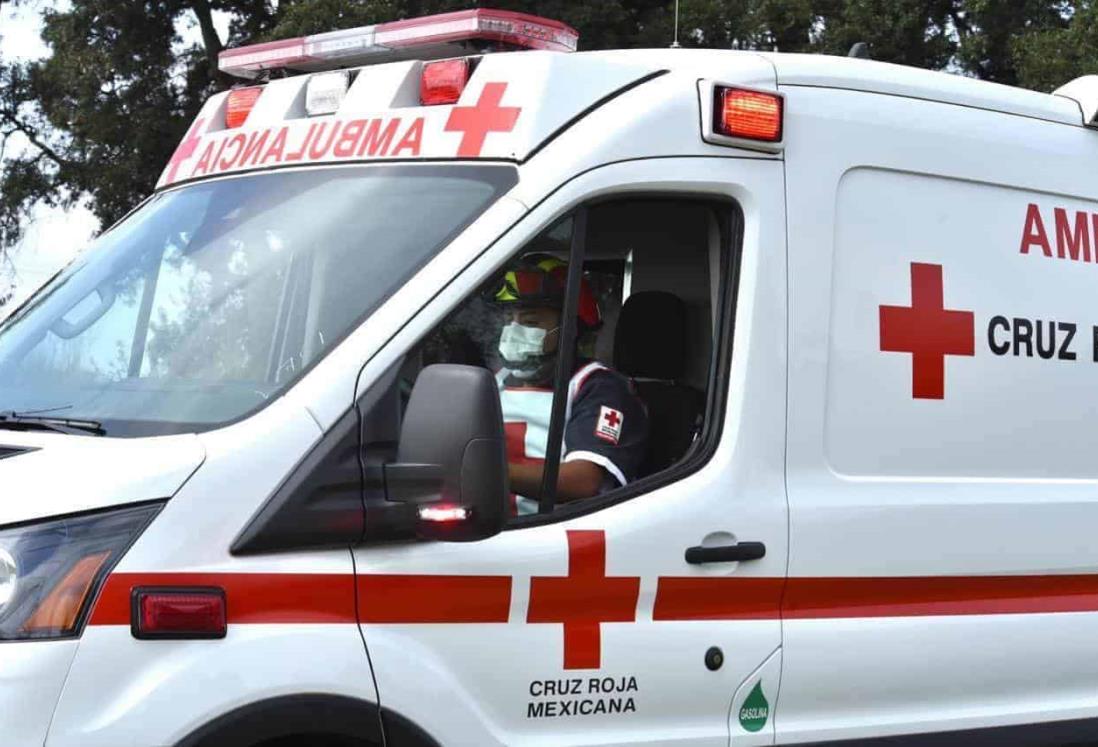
595 406 624 445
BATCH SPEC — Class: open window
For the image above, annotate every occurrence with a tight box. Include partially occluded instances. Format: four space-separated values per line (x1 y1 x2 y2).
398 195 739 521
232 193 740 554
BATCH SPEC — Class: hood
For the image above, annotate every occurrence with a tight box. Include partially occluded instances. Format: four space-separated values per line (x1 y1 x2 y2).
0 430 205 526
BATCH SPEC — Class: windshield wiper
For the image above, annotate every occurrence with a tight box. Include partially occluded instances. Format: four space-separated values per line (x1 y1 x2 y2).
0 411 106 436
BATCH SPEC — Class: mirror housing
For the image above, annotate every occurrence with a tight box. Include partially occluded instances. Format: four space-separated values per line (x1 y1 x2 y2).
386 364 508 542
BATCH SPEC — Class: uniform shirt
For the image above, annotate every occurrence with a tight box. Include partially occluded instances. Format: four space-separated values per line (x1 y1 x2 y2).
498 361 649 515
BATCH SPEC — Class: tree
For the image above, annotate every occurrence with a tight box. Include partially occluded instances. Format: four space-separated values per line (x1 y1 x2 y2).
0 0 783 252
954 0 1068 86
811 0 958 69
0 0 280 249
1012 1 1098 92
2 0 1097 257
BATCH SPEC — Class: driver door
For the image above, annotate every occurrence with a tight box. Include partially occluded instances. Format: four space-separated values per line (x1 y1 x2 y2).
352 158 788 746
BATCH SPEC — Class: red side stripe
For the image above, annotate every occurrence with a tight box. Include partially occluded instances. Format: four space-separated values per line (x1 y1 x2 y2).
89 573 356 626
653 577 784 621
783 575 1098 619
651 575 1098 621
89 573 1098 627
357 575 511 623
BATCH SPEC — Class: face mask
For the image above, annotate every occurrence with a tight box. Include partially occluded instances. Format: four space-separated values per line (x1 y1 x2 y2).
498 322 556 376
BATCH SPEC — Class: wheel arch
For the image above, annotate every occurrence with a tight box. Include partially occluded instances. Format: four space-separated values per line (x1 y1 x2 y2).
174 693 441 747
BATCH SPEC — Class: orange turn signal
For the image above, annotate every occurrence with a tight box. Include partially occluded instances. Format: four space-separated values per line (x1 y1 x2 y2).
22 551 110 634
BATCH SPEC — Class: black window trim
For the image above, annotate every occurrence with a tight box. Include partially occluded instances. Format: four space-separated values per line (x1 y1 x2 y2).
507 192 744 529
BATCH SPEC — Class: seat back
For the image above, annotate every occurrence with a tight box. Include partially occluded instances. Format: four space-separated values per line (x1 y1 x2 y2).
613 291 704 475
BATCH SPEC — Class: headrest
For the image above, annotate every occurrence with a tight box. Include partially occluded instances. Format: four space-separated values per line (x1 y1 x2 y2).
613 291 687 380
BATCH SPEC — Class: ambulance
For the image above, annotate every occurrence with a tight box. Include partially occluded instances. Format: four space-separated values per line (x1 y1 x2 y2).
3 7 1098 746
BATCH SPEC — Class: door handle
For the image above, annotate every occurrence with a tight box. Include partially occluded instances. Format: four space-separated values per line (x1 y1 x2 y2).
684 541 766 564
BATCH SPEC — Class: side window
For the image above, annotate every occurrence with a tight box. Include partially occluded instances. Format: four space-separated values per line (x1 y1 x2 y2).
401 197 736 518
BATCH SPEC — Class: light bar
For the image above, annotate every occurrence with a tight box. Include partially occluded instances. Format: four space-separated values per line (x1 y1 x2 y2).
220 9 579 79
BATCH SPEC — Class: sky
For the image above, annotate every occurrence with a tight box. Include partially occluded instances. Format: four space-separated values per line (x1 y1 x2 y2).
0 1 230 310
0 1 98 305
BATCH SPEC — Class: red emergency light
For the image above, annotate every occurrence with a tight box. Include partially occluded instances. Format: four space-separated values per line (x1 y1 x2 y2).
225 85 264 128
219 9 579 80
714 87 783 143
420 59 471 105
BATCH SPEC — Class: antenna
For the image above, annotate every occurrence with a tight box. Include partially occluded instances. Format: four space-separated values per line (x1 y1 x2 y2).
670 0 681 48
848 42 870 59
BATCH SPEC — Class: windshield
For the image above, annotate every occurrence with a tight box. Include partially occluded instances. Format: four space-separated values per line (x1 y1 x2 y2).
0 164 516 436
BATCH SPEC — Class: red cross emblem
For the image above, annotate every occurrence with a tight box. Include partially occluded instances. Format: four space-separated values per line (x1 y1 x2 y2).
445 82 521 157
527 530 640 670
164 118 205 184
603 409 621 428
879 262 974 400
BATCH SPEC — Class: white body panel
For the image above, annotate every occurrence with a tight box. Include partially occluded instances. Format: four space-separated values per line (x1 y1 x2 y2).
0 641 78 747
46 398 374 745
48 625 375 747
0 431 203 524
780 82 1098 742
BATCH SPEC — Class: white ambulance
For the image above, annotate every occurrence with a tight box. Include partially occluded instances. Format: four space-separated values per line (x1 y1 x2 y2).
3 7 1098 746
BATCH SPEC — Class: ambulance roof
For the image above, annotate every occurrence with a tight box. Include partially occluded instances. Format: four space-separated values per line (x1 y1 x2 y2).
158 44 1087 190
574 48 1083 127
763 52 1083 126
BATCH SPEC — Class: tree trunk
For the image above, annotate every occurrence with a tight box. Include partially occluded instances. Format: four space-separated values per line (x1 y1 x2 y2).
189 0 225 83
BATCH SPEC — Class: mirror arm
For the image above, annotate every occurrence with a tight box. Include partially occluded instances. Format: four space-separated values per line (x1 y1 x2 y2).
382 462 445 505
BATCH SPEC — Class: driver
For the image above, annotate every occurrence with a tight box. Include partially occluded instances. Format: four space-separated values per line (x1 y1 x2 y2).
492 254 648 515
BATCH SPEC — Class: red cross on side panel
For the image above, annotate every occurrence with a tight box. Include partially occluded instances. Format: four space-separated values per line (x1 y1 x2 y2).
444 82 521 157
164 118 205 184
527 530 640 670
879 262 974 400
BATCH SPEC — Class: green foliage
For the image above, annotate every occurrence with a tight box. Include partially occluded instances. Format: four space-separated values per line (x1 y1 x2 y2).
1012 2 1098 91
0 0 1096 256
811 0 957 69
956 0 1069 86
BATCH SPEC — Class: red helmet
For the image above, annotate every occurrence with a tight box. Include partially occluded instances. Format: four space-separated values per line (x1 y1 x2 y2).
492 254 601 329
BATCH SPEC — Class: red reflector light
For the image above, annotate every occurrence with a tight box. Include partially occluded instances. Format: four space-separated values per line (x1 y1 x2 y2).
715 87 782 142
419 505 471 523
132 588 227 640
225 86 263 128
421 59 470 105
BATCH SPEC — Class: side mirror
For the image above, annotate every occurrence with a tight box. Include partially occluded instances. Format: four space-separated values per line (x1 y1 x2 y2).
385 364 508 542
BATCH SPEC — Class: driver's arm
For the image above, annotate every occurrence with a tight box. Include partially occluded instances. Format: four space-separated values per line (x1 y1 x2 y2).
508 369 649 504
508 460 605 502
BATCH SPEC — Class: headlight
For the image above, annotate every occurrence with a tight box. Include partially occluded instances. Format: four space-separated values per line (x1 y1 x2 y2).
0 547 16 607
0 503 161 640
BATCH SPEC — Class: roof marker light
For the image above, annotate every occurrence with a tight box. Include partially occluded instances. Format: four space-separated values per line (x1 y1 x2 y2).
420 59 470 105
714 87 783 143
306 70 350 116
219 9 578 80
225 86 264 128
